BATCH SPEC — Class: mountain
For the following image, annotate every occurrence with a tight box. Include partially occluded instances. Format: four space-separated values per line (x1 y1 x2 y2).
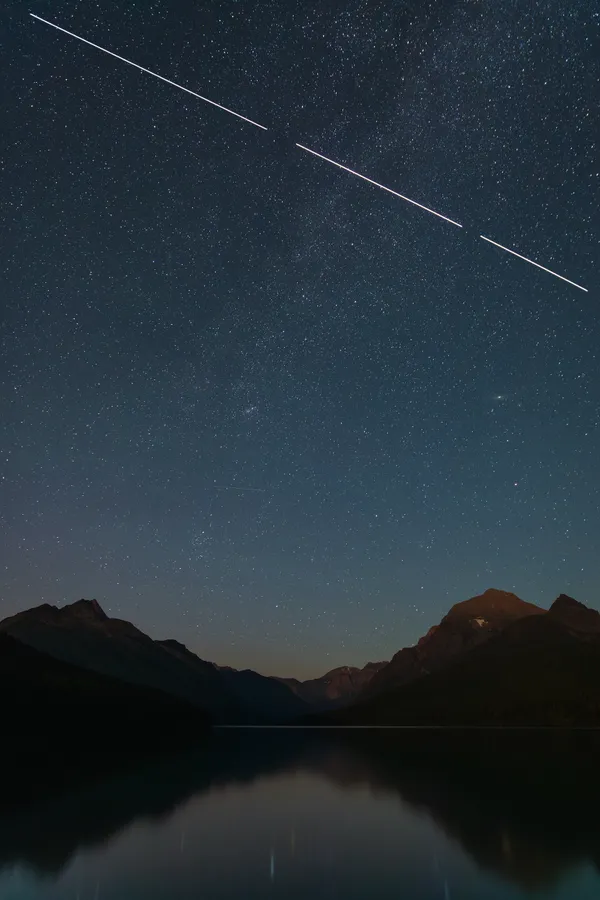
277 662 388 711
0 600 241 721
362 588 544 698
318 595 600 726
0 632 210 755
159 641 308 721
8 589 596 727
547 593 600 634
0 600 304 724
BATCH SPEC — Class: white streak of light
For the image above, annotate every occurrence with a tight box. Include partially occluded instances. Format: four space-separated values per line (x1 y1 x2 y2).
296 143 463 228
29 14 268 131
480 235 588 292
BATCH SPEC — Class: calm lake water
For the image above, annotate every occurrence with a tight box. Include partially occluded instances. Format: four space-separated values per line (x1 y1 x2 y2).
1 728 600 899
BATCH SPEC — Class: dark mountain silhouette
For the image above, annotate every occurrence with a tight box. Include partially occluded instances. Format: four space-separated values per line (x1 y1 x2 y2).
276 661 388 710
0 599 305 723
218 667 309 720
547 593 600 634
316 594 600 726
0 632 209 759
0 599 242 721
5 589 599 726
158 640 308 721
363 588 544 698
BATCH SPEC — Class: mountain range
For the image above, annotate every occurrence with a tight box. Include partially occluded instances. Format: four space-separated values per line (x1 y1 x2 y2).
363 588 544 698
275 661 388 709
0 598 384 726
315 590 600 726
1 587 599 730
0 631 210 755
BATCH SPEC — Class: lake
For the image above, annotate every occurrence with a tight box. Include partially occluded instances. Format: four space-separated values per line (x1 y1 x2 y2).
1 728 599 899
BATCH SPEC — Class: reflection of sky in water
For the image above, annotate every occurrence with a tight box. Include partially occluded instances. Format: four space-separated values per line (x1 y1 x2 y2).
1 761 600 900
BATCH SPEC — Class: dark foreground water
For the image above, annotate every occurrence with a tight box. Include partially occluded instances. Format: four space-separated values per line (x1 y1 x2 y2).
1 728 600 899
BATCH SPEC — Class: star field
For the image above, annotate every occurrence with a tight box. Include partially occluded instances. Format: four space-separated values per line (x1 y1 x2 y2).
1 0 598 678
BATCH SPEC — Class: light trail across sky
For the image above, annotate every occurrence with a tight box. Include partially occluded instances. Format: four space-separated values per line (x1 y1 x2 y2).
480 235 588 292
29 13 589 293
296 143 463 227
29 14 268 131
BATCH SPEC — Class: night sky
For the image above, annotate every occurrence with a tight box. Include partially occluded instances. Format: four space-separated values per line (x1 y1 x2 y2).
1 1 598 678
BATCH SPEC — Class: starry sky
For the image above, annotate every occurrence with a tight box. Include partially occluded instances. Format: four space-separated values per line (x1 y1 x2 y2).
1 0 598 679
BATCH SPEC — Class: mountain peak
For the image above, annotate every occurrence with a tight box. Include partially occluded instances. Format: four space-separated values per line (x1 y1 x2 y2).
551 594 583 611
66 598 108 621
548 594 600 634
363 588 545 700
159 638 187 651
444 589 543 623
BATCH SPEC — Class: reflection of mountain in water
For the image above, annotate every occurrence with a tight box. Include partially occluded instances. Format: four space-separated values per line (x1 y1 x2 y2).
317 730 600 891
2 729 600 889
0 737 296 876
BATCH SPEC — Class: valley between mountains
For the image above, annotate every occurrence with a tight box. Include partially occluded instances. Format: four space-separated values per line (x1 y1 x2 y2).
2 588 600 735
